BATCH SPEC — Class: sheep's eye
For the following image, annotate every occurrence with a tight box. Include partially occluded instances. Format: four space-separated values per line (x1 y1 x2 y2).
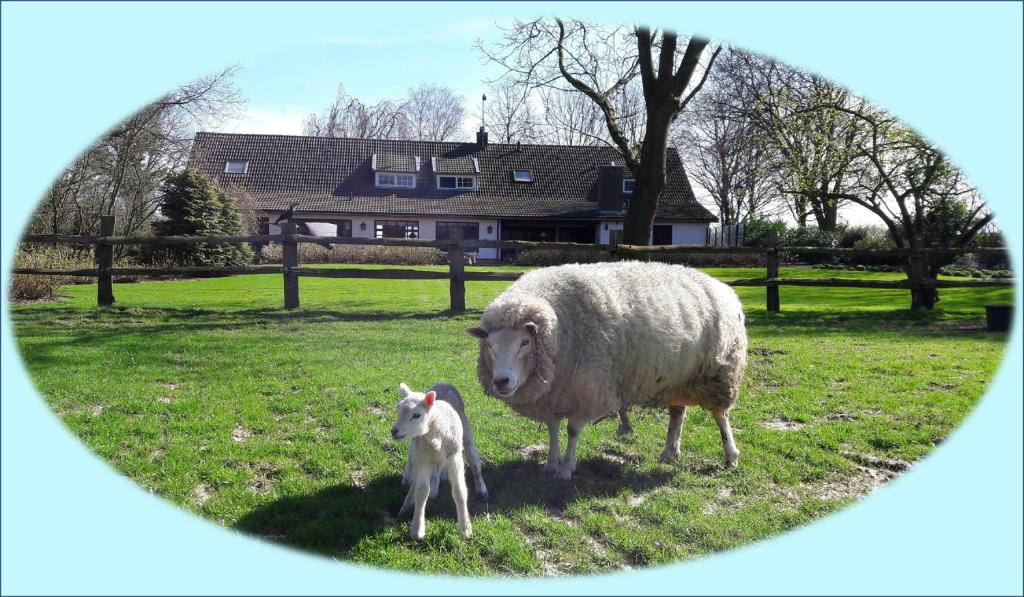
520 339 530 347
411 413 421 420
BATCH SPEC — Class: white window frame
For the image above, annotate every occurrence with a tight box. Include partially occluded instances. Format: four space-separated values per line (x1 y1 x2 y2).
224 160 248 174
513 169 533 183
623 178 635 194
437 175 477 190
375 172 416 188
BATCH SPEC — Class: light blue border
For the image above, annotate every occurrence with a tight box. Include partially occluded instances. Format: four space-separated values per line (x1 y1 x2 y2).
2 2 1021 595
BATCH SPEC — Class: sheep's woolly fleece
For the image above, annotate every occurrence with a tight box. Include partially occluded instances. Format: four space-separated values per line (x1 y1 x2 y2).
474 261 748 424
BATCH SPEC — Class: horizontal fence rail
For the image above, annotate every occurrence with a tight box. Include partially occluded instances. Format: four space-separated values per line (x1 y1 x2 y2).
13 217 1013 312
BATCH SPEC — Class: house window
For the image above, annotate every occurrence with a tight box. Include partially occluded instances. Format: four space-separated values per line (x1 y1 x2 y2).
374 220 419 239
376 172 416 188
623 179 635 195
513 170 533 183
224 160 248 174
437 175 477 190
294 219 353 238
436 222 479 242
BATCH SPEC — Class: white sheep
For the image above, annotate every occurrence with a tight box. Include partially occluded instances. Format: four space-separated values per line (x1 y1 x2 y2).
467 261 747 480
401 383 488 502
390 382 473 540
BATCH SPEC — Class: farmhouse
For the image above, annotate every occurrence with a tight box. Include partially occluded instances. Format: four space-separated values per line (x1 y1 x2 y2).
190 130 715 260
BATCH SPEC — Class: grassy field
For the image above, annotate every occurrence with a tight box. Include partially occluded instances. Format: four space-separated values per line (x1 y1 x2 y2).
9 266 1012 575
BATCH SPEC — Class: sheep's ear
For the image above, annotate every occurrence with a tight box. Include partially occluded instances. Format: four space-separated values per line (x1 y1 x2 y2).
466 327 489 339
399 382 411 397
424 391 436 408
524 322 539 334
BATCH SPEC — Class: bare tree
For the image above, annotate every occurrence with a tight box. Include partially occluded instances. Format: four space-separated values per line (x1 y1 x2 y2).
714 51 868 230
674 90 778 225
31 66 244 237
484 79 541 143
479 19 720 244
402 83 467 141
303 84 409 139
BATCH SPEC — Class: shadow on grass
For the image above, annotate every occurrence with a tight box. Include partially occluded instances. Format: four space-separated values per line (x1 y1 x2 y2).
233 457 674 558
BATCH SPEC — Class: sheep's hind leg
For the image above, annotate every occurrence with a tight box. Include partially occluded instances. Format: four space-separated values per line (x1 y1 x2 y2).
713 409 740 468
464 440 489 501
447 452 473 538
556 420 585 480
659 405 687 463
616 405 634 438
544 420 562 474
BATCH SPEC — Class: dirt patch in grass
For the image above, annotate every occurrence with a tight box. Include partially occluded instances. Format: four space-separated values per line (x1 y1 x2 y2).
762 417 804 431
194 483 214 506
231 427 254 442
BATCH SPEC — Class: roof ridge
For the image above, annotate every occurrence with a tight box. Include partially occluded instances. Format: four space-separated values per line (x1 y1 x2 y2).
193 131 685 152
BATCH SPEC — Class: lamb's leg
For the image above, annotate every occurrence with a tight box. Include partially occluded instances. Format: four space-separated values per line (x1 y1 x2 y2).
398 486 415 518
556 420 585 480
401 446 412 485
713 410 740 468
409 471 432 541
616 405 634 438
544 420 562 474
429 466 441 500
446 452 473 538
464 439 489 501
659 405 687 463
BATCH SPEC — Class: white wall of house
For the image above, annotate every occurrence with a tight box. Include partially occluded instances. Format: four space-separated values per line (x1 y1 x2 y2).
672 223 710 245
598 221 623 244
271 214 499 259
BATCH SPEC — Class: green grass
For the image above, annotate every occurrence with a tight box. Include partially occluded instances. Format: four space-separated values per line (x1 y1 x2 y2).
9 265 1012 575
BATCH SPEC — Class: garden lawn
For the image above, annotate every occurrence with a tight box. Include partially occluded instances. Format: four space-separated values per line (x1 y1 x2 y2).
9 266 1012 575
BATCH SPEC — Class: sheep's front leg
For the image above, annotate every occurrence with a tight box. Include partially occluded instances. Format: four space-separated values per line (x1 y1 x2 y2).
446 452 473 538
713 409 740 468
544 420 562 474
616 405 634 438
556 420 585 480
409 471 432 541
659 405 687 463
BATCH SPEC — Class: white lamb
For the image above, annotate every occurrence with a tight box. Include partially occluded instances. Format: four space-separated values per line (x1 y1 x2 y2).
467 261 747 480
390 382 473 540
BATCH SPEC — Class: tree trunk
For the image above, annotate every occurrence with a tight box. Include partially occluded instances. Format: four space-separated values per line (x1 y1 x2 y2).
904 254 939 310
622 113 670 245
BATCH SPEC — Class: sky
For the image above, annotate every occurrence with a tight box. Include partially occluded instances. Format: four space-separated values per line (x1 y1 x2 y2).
214 17 880 227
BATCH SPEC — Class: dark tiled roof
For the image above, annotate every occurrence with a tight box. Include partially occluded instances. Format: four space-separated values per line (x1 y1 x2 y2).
374 153 418 172
190 133 715 222
433 156 478 175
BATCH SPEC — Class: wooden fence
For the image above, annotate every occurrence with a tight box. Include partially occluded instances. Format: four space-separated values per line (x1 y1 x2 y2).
15 216 1013 313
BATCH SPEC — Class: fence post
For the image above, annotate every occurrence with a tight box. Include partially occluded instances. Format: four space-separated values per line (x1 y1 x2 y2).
448 245 466 313
766 230 780 312
97 215 115 306
282 220 300 309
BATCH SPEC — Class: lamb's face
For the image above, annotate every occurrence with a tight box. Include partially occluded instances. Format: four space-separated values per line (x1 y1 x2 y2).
391 383 434 441
476 326 537 399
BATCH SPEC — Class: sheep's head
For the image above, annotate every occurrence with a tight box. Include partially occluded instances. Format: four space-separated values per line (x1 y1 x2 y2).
391 382 435 441
467 299 557 403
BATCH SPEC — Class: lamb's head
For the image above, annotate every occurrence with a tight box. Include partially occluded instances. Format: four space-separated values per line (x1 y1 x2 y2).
391 382 435 441
466 298 557 403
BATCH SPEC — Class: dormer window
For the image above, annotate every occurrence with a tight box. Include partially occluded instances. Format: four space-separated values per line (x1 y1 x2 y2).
437 175 477 190
513 169 533 183
224 160 248 174
623 179 635 195
376 172 416 188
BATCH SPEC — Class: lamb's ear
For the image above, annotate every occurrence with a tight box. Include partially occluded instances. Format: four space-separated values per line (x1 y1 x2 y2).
524 322 539 335
466 327 489 339
399 382 411 397
424 391 436 408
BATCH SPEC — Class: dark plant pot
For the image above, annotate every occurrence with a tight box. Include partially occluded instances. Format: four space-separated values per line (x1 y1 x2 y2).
985 304 1013 332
